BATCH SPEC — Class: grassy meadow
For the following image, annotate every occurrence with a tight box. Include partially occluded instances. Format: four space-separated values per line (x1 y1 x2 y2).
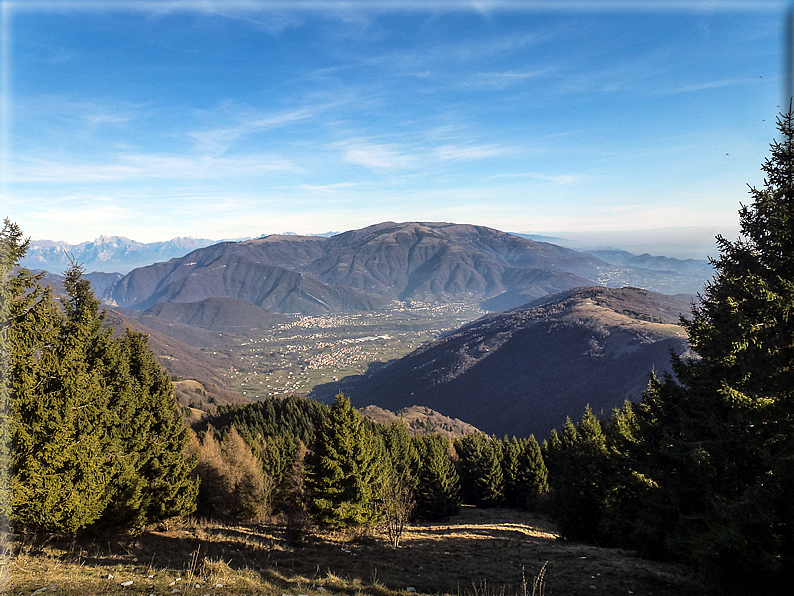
3 507 707 596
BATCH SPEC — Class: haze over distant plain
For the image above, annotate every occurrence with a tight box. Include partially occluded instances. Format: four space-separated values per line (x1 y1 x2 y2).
1 1 782 259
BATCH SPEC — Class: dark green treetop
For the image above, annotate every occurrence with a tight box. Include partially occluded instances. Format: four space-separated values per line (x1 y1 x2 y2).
306 393 387 528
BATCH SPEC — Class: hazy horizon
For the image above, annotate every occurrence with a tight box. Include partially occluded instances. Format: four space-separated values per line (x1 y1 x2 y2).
26 221 732 262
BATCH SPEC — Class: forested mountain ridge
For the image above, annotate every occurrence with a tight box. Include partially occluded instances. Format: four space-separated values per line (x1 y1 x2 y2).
103 222 610 313
346 286 691 438
302 222 605 298
105 244 388 314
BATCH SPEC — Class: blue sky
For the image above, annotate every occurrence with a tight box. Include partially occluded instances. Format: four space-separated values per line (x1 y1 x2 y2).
1 1 787 257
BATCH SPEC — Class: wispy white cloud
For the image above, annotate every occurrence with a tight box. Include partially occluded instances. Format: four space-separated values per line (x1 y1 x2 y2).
188 107 317 154
187 97 354 154
360 29 559 80
489 171 583 184
433 143 508 161
457 68 556 90
338 139 417 169
11 152 299 182
15 94 151 129
332 134 513 170
206 8 305 35
660 78 753 94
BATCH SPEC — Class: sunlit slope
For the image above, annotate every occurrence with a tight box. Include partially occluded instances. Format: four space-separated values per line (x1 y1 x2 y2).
305 222 603 301
350 287 692 438
102 308 247 407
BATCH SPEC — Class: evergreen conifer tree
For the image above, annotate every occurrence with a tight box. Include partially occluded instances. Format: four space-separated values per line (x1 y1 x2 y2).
382 420 420 487
413 434 460 521
4 235 197 532
454 434 504 507
2 220 61 526
514 435 549 509
548 406 609 540
116 329 198 525
12 262 115 532
501 437 521 507
306 393 387 528
615 109 794 589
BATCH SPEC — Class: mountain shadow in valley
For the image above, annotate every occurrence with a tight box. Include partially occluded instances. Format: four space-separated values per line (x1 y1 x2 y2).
347 286 693 439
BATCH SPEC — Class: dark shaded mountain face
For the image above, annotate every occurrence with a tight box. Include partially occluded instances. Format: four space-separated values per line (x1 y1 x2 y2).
105 222 607 313
307 222 605 300
142 297 291 333
348 286 693 439
106 241 387 314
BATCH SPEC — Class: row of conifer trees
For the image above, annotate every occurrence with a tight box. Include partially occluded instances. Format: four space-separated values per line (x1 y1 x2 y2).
191 393 551 528
1 223 198 533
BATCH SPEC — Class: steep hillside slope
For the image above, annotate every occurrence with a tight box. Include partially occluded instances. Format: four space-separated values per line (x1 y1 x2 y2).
106 247 387 313
102 309 246 405
142 297 291 333
306 222 605 300
348 287 693 439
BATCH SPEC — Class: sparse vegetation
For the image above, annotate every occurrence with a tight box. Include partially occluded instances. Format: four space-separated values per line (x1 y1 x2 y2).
2 508 707 596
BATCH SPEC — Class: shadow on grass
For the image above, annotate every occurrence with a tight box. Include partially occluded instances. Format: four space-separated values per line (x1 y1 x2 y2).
10 508 707 596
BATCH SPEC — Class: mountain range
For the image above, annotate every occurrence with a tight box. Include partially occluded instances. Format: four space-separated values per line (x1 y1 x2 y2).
342 286 693 439
103 222 621 314
21 236 218 274
30 223 712 316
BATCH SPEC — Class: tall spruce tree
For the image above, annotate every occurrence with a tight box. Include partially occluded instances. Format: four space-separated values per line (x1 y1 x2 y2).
413 434 460 521
454 434 504 507
4 232 197 532
12 262 115 532
101 328 198 528
382 420 420 488
622 109 794 590
1 221 61 526
306 393 387 528
501 437 522 508
514 435 548 509
548 406 609 540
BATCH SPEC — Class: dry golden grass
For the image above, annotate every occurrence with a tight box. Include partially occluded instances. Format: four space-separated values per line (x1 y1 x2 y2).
2 507 707 596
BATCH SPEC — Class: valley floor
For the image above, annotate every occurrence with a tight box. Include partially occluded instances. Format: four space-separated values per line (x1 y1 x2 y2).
2 508 709 596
